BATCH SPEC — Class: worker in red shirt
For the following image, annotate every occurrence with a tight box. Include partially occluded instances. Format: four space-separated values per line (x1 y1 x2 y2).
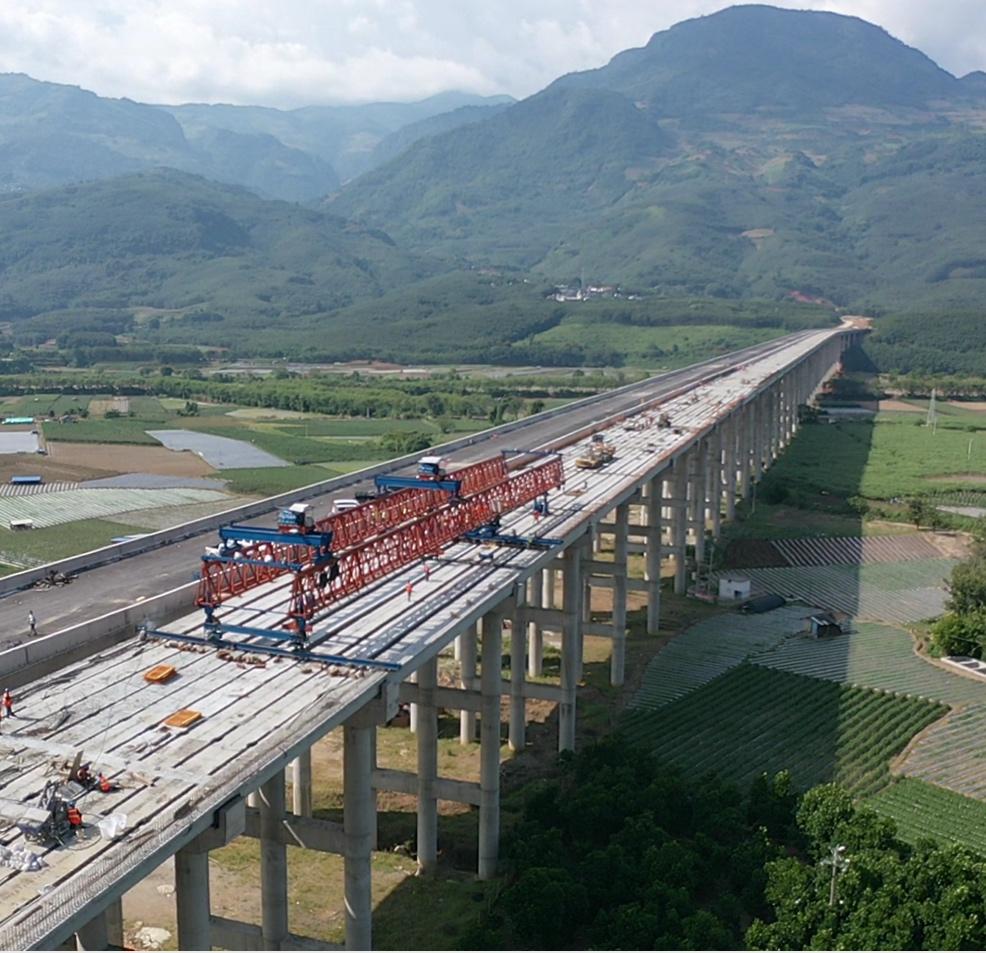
97 774 116 793
3 689 13 718
66 804 83 828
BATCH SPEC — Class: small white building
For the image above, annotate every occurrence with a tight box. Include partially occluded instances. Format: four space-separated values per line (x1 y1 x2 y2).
718 574 752 602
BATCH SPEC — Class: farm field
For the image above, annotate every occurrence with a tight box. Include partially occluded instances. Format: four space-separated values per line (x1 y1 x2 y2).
867 778 986 854
0 518 147 567
768 413 986 499
622 664 946 796
739 559 957 624
630 605 816 709
899 704 986 800
752 622 985 706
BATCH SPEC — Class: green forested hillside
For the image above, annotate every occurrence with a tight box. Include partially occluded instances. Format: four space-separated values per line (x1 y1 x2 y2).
0 170 431 325
328 6 986 323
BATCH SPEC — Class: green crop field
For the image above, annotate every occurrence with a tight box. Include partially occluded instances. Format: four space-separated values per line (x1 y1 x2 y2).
0 518 146 567
770 416 986 500
220 465 339 497
868 778 986 854
529 320 783 367
631 605 813 709
42 417 159 444
753 622 984 706
623 664 947 796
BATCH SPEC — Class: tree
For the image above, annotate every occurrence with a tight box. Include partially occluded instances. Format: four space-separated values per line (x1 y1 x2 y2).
945 557 986 615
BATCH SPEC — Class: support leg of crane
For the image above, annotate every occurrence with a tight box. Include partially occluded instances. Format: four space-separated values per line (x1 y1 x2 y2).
459 622 477 745
260 770 289 951
527 570 543 678
479 608 503 880
559 543 583 752
291 749 313 818
612 501 629 685
509 599 526 752
416 655 438 875
175 845 212 951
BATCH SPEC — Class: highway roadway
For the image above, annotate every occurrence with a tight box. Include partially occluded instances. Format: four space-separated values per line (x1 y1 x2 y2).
0 334 814 652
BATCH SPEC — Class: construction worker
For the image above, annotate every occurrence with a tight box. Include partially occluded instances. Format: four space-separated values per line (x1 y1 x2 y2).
3 689 13 718
66 804 82 829
27 610 36 637
97 773 115 793
405 580 413 602
77 763 92 785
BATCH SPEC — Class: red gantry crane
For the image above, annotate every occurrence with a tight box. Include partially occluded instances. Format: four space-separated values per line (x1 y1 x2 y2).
146 452 564 667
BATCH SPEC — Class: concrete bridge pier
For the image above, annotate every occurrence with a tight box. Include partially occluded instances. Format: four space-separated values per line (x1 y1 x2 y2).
708 425 723 539
509 597 528 752
559 542 583 752
611 501 629 685
416 655 439 874
724 415 739 521
526 570 543 678
688 441 707 570
344 717 375 951
291 749 313 818
670 456 689 595
259 770 289 950
459 621 478 744
478 608 503 879
175 843 212 950
74 911 109 951
644 479 662 636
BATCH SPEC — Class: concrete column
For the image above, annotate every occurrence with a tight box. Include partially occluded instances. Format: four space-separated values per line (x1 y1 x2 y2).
559 543 583 752
291 749 313 818
75 911 109 951
672 456 689 595
416 655 438 874
478 609 503 879
612 500 629 685
644 478 661 636
725 415 738 521
527 571 543 678
260 770 288 951
688 441 706 567
709 426 723 538
408 670 418 734
738 406 752 500
175 845 211 951
459 622 477 744
344 720 374 951
369 726 378 851
106 897 123 949
509 604 527 752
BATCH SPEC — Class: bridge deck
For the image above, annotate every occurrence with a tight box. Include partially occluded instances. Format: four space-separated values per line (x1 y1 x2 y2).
0 330 839 948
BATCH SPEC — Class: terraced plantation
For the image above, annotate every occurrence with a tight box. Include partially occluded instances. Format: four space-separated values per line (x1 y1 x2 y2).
623 664 946 796
868 778 986 854
741 559 957 623
630 606 816 709
902 706 986 800
753 622 985 705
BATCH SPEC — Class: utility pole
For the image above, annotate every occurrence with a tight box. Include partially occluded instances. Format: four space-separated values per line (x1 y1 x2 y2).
927 388 938 434
824 844 850 907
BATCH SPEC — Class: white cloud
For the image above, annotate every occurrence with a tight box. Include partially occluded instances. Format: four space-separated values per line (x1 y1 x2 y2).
0 1 981 107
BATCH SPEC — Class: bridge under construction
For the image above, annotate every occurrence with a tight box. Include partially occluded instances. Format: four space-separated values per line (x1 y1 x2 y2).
0 327 859 950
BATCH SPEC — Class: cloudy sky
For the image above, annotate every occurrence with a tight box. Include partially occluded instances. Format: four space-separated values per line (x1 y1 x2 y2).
1 1 983 108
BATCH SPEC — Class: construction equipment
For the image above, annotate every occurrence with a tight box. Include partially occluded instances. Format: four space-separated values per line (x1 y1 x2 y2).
576 434 616 469
658 412 673 428
150 452 565 664
17 781 76 847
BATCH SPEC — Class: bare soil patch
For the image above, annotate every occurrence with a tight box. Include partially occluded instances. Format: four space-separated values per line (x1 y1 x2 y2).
46 442 216 478
89 397 130 416
948 401 986 412
879 399 923 413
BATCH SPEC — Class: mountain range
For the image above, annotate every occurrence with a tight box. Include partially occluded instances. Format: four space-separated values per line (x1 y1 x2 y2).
2 4 986 373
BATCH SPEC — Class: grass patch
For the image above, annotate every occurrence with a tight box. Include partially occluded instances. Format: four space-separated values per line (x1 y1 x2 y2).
0 518 146 566
184 421 382 465
275 418 441 437
623 663 946 796
868 778 986 855
220 465 335 496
